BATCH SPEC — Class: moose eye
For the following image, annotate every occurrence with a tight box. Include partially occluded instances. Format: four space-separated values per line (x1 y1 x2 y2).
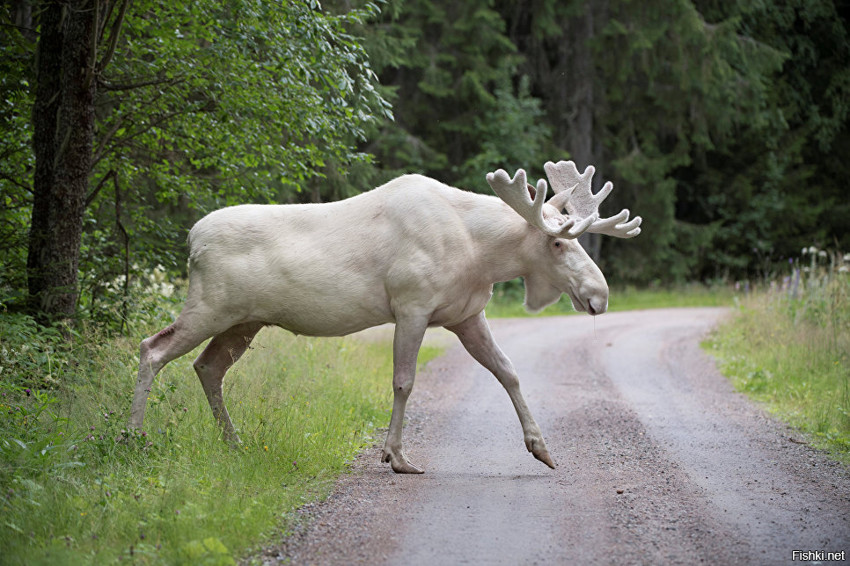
554 241 561 248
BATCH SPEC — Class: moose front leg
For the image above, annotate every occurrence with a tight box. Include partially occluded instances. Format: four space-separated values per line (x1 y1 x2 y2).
381 314 428 474
447 311 555 469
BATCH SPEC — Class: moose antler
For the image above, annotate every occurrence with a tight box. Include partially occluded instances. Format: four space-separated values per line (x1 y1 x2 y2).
485 168 597 239
543 160 641 239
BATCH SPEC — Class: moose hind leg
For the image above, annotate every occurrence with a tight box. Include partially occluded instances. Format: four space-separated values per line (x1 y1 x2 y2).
131 321 215 430
193 322 264 445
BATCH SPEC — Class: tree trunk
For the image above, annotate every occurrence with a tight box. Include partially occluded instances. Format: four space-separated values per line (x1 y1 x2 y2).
27 0 97 321
564 4 602 261
562 5 594 172
508 1 605 261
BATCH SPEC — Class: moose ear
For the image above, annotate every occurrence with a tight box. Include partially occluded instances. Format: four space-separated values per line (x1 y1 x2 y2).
526 183 536 201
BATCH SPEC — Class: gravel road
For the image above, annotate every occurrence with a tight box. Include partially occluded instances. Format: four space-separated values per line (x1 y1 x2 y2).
254 307 849 565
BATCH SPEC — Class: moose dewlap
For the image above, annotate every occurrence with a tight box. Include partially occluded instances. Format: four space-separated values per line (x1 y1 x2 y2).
131 160 641 474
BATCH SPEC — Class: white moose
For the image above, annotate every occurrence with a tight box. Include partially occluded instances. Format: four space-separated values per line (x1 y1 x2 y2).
130 160 641 474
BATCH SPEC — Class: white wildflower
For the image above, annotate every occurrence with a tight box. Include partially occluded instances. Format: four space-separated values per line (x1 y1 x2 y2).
160 282 175 298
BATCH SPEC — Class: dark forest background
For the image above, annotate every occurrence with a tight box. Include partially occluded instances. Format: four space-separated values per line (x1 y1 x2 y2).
1 0 848 326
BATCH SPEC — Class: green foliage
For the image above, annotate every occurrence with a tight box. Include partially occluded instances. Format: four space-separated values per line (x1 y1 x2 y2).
0 4 35 304
455 75 552 190
588 0 790 283
78 263 187 334
362 0 552 188
93 0 389 205
0 311 441 564
0 0 389 320
677 0 850 277
706 249 850 462
0 313 75 389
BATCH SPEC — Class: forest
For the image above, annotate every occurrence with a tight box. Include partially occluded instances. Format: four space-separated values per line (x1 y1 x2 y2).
1 0 848 326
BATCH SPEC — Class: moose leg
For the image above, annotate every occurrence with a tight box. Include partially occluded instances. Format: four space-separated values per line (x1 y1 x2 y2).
447 311 555 469
381 315 428 474
130 317 216 431
192 322 264 445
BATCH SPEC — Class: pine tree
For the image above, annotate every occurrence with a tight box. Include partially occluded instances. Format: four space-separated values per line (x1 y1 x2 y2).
364 0 552 191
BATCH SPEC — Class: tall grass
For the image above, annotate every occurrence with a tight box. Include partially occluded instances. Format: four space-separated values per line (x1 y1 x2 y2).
0 311 439 564
706 249 850 461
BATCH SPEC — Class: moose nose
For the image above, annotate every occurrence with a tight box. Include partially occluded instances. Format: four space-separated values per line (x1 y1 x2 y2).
587 297 607 316
578 269 609 316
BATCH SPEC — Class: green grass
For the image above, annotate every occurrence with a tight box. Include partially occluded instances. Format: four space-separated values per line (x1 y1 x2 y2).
0 317 440 565
705 266 850 463
485 280 734 318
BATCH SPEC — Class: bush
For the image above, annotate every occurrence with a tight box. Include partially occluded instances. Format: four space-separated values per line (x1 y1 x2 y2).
0 312 75 390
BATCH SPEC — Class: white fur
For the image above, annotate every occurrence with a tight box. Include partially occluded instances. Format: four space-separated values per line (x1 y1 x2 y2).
130 172 620 473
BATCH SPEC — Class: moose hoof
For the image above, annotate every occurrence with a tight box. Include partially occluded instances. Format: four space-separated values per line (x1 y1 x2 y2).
532 448 556 469
527 438 556 469
381 449 424 474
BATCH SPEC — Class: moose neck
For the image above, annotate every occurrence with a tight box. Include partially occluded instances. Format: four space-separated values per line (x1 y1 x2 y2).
461 196 546 286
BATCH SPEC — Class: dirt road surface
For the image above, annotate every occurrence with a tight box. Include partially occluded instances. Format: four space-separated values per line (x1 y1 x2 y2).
255 308 849 565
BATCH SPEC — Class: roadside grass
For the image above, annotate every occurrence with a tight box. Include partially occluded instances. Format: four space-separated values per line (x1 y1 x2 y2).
705 251 850 463
485 279 734 318
0 314 440 565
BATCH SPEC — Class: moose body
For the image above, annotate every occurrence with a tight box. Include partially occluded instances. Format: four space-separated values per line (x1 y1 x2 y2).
131 162 641 473
187 176 518 335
